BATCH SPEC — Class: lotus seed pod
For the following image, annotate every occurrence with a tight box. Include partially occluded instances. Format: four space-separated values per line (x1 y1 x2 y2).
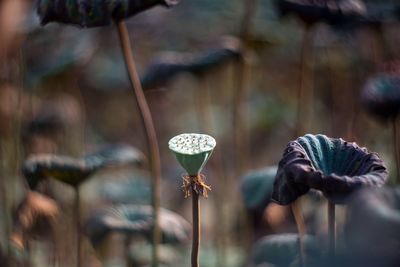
168 133 216 176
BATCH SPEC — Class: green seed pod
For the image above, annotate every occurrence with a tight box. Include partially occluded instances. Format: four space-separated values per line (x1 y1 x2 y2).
168 133 216 176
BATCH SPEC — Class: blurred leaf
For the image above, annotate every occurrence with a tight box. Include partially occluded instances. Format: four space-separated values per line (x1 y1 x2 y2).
37 0 179 27
24 25 97 87
141 37 242 89
345 186 400 263
361 72 400 120
251 234 319 267
102 176 151 204
22 144 145 188
241 166 277 211
275 0 369 28
85 205 191 247
272 134 388 204
11 191 59 248
128 243 179 266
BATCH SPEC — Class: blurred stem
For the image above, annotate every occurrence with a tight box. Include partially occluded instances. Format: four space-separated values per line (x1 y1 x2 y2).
296 27 314 137
328 201 335 258
233 0 259 176
116 20 161 267
291 199 305 267
392 118 400 183
191 186 200 267
196 76 227 267
75 187 81 267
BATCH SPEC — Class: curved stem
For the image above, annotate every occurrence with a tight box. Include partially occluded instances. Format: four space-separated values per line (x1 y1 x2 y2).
75 187 81 267
191 188 200 267
116 21 161 267
291 200 306 267
392 118 400 183
328 201 335 258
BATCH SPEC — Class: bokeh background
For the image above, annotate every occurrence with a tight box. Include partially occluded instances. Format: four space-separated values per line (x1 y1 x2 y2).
0 0 400 266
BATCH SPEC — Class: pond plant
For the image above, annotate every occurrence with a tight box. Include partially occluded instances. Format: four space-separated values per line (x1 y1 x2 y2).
272 134 388 262
22 144 144 266
274 0 369 137
168 133 216 267
250 233 319 267
345 186 400 266
85 205 190 266
361 72 400 182
36 1 181 266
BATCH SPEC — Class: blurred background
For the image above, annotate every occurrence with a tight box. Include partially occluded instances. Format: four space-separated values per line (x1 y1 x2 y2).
1 0 400 266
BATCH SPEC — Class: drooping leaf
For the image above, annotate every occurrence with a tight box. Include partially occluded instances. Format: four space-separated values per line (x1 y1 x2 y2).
241 166 278 211
141 37 242 89
22 144 145 188
168 133 216 176
37 0 179 28
251 234 319 267
274 0 369 28
344 186 400 264
272 134 388 204
85 205 191 247
361 73 400 120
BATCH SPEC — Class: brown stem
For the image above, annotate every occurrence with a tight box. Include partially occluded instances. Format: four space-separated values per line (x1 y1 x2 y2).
291 200 306 267
392 118 400 183
191 188 200 267
75 187 81 267
296 27 314 137
116 21 162 267
328 201 335 258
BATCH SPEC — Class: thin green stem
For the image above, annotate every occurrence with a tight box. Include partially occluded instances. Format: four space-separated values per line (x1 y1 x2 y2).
116 20 161 267
328 201 335 258
291 200 305 267
191 188 200 267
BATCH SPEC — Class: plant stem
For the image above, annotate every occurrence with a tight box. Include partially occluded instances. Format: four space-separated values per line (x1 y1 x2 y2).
296 27 314 137
291 200 306 267
75 187 81 267
392 118 400 183
328 201 335 258
191 187 200 267
116 21 162 267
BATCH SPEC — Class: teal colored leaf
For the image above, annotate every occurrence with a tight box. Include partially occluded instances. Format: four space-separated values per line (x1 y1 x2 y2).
272 134 388 204
241 166 277 211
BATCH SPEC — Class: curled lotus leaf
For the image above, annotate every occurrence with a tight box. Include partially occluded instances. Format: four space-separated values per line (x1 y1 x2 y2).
22 144 145 188
344 187 400 263
251 234 319 267
272 134 388 205
141 37 242 89
275 0 368 27
241 166 278 212
168 133 216 176
85 205 191 247
361 73 400 120
37 0 179 27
